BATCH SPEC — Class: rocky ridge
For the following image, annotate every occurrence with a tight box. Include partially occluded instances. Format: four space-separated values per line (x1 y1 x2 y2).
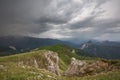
11 50 120 76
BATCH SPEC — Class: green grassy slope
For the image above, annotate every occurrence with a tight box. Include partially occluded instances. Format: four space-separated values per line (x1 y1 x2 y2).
0 50 59 80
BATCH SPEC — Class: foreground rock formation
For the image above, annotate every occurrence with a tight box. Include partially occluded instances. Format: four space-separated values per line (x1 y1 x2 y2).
44 51 59 75
16 50 119 77
17 50 60 75
64 57 109 76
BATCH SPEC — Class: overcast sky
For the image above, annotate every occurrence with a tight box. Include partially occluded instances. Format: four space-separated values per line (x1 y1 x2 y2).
0 0 120 42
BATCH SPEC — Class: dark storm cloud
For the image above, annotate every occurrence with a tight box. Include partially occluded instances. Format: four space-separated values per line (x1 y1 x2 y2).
0 0 51 36
0 0 120 41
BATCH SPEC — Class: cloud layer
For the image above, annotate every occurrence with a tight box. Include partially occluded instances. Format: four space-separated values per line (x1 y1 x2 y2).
0 0 120 42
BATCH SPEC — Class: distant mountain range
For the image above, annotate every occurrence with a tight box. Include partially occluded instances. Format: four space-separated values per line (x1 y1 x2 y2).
79 40 120 59
0 36 120 59
0 36 76 56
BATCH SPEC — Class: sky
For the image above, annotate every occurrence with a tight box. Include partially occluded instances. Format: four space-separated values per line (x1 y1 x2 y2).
0 0 120 42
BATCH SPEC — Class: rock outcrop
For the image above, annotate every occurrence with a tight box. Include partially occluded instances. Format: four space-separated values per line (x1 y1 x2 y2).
63 57 87 76
44 51 60 75
17 50 60 75
64 57 109 76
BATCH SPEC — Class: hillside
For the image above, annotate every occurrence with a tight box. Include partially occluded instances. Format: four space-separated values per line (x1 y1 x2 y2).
0 50 59 80
0 45 120 80
40 44 93 65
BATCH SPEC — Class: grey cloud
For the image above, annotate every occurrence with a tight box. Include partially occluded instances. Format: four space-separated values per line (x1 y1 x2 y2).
69 16 96 29
35 15 68 25
0 0 120 41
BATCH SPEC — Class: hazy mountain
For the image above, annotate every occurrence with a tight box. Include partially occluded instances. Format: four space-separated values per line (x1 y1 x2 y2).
79 40 120 59
0 36 77 56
